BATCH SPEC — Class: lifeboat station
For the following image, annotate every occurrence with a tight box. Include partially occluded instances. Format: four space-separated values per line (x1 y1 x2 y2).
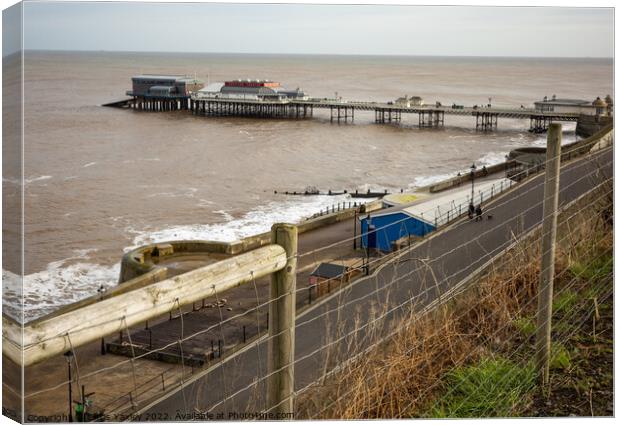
126 74 204 110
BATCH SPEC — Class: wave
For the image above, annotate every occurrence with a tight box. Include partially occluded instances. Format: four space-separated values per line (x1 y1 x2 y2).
409 173 456 189
409 150 510 189
3 249 120 323
145 188 198 199
477 151 509 166
3 175 53 185
127 193 364 249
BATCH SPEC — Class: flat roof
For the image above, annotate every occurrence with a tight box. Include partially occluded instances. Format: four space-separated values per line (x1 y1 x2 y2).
535 98 592 106
366 178 512 225
310 263 348 279
199 82 226 93
132 75 202 83
133 74 187 79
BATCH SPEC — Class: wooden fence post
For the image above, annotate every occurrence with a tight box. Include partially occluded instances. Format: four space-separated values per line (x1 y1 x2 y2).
267 223 298 414
535 123 562 387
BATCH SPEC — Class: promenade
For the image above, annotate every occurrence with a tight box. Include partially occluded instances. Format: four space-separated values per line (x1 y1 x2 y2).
139 146 612 418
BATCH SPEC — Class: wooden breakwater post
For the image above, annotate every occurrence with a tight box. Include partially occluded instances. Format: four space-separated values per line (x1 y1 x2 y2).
267 223 298 415
535 123 562 387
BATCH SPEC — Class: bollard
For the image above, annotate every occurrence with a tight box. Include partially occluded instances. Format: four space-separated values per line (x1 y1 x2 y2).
267 223 298 415
243 326 246 343
218 339 222 358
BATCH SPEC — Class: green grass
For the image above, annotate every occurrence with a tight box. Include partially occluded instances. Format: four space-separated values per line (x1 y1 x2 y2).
550 343 571 370
428 358 536 418
513 316 536 337
569 255 613 281
552 291 579 315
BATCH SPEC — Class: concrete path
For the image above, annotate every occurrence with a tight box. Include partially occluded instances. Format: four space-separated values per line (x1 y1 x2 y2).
137 148 612 420
111 214 360 366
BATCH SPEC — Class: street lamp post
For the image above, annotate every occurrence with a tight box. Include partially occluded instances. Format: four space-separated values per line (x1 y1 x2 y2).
470 163 477 206
97 285 106 355
64 350 74 422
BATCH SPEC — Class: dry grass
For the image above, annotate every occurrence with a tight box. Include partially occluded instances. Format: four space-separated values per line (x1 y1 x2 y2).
296 182 612 419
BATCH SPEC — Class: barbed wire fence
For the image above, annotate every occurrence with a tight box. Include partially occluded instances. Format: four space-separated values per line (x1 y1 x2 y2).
7 139 612 421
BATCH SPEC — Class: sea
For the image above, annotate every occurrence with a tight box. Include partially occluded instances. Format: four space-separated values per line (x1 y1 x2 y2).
2 51 613 321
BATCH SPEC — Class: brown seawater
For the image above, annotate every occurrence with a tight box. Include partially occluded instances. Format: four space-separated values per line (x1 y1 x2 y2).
2 51 613 320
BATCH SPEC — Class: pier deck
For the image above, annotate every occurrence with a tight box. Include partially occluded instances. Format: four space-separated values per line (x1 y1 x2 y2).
187 94 580 131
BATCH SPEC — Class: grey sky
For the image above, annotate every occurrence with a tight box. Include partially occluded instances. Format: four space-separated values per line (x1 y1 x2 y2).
6 2 615 57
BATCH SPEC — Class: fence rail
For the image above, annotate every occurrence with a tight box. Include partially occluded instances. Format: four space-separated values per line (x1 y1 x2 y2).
2 244 287 367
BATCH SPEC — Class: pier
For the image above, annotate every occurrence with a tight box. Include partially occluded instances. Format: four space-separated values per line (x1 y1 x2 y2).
187 94 581 132
101 75 613 133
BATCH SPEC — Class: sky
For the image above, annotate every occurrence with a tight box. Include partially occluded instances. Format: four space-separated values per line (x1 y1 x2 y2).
2 1 615 58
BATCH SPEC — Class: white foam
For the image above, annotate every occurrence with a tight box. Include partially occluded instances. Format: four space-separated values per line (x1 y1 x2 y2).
127 194 364 249
409 150 510 190
3 249 121 323
409 173 456 189
3 175 53 185
83 162 97 168
26 175 52 184
532 130 579 147
122 157 161 164
477 151 509 166
145 188 198 199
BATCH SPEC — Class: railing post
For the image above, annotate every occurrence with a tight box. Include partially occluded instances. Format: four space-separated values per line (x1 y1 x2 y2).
267 223 298 415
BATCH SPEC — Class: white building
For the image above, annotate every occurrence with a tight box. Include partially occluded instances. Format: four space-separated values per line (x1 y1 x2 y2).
534 95 609 116
394 95 424 107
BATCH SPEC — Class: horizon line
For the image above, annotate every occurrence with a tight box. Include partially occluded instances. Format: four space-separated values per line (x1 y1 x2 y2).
10 48 614 60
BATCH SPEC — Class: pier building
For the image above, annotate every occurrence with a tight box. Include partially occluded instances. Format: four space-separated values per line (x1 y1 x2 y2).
394 95 424 107
534 95 611 116
197 79 307 101
126 74 204 110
